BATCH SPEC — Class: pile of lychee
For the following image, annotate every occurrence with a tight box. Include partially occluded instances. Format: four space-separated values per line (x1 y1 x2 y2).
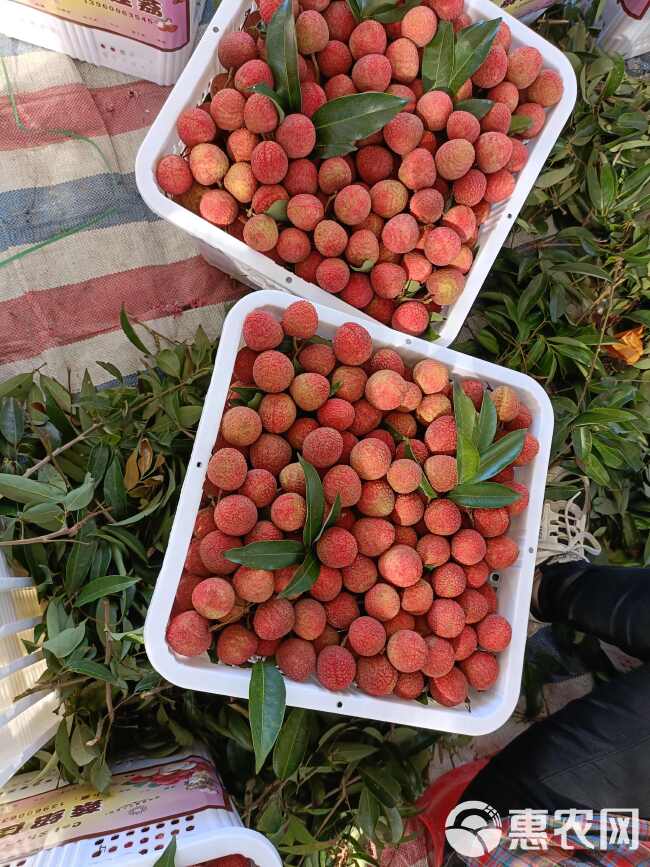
155 0 563 337
166 300 539 707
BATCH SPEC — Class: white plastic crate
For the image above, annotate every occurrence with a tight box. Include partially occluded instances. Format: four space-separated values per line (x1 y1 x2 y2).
0 553 59 791
135 0 577 345
144 289 554 736
0 0 206 85
0 750 282 866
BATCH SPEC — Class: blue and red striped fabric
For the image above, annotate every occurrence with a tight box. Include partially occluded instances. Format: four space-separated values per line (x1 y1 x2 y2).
0 25 244 388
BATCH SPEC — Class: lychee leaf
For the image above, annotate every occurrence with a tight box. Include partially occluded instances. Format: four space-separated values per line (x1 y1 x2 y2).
224 540 306 569
448 482 520 508
457 432 480 484
279 549 321 598
361 0 420 23
476 392 497 452
152 839 176 867
448 18 501 97
265 199 288 221
346 0 362 21
249 83 286 123
313 93 408 159
273 708 309 780
474 429 526 482
249 661 286 773
317 493 342 539
265 0 302 114
455 98 493 119
298 455 325 547
453 380 478 445
422 20 454 94
509 115 533 135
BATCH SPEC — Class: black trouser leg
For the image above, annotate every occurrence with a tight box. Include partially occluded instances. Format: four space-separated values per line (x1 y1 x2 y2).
462 562 650 815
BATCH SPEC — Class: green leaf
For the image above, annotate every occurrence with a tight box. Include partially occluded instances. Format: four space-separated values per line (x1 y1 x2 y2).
509 115 532 134
44 622 86 658
156 349 181 379
55 719 79 780
574 408 637 426
422 20 454 93
454 98 493 119
249 83 287 122
0 473 66 506
273 708 309 779
358 787 381 838
103 456 128 519
265 198 288 221
366 0 420 22
266 0 302 113
249 661 286 773
279 550 321 598
476 393 497 452
67 660 117 682
153 838 176 867
70 723 100 767
225 540 306 569
299 455 325 547
65 521 97 593
449 18 501 96
64 473 96 511
21 501 66 531
89 757 112 793
474 430 525 482
361 766 400 807
75 575 139 607
453 380 477 444
313 93 407 158
178 405 203 428
0 372 33 401
317 494 342 539
120 305 150 355
0 398 25 445
457 433 480 484
449 482 520 508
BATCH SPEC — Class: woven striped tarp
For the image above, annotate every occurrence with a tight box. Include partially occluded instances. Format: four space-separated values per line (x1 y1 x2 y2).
0 27 244 390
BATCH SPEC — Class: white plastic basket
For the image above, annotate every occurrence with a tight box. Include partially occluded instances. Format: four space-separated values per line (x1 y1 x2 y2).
0 0 206 86
0 751 282 866
144 289 554 736
135 0 577 345
0 553 59 791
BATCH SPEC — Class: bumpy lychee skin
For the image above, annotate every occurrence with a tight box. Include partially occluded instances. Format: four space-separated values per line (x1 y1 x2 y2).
233 566 274 604
477 614 512 653
472 45 508 89
281 299 318 339
490 385 520 422
290 372 330 411
352 53 392 91
452 625 478 661
430 665 468 706
433 561 466 598
348 615 387 656
506 482 529 517
167 611 212 656
475 132 513 174
452 169 488 207
446 110 480 143
216 624 258 665
317 527 358 569
317 645 357 691
386 629 427 673
382 213 420 255
458 588 489 625
387 459 422 494
417 90 453 131
243 309 283 350
198 530 240 575
514 102 546 139
199 189 239 226
435 139 475 181
356 654 398 696
391 300 430 336
302 427 344 469
319 157 353 194
473 508 510 538
485 535 519 570
352 517 395 557
253 350 295 393
310 565 343 603
461 651 499 690
269 492 306 532
401 578 434 615
157 154 193 195
401 5 437 46
424 226 462 267
207 447 247 491
528 68 564 107
514 432 540 466
243 211 279 252
379 544 423 588
417 533 451 568
364 369 407 412
365 582 400 621
177 107 217 146
424 498 462 536
484 168 516 204
481 101 512 135
342 554 378 593
451 529 487 566
333 321 373 365
421 635 455 678
316 257 350 294
427 598 466 638
218 30 257 69
251 141 289 185
334 184 372 227
350 399 383 437
349 19 387 58
192 576 236 619
276 637 317 682
394 671 425 700
234 58 274 93
249 432 293 476
384 112 425 156
331 365 368 402
318 398 355 432
220 406 262 448
253 598 295 640
506 45 543 89
322 465 361 508
244 93 279 134
425 415 457 455
386 37 419 84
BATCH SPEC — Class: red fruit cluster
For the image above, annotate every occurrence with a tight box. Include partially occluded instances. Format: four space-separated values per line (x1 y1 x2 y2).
155 3 563 336
166 302 537 706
